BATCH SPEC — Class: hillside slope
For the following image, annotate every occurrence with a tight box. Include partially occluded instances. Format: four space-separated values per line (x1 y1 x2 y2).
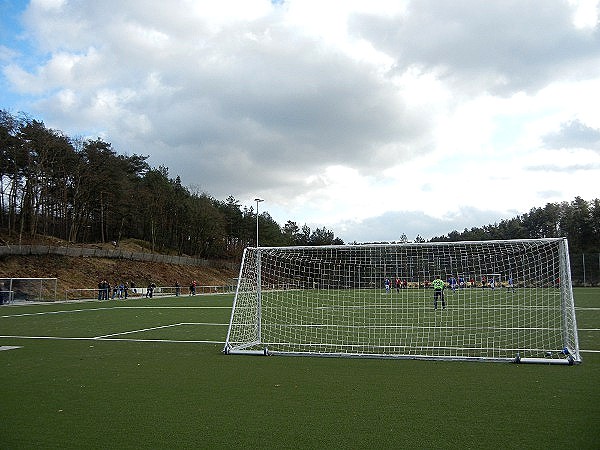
0 254 238 292
0 234 239 294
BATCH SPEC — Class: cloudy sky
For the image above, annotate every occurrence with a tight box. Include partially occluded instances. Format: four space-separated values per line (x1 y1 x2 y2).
1 0 599 243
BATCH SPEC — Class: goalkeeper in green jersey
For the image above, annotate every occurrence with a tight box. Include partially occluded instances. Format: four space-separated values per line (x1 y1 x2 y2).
432 277 446 310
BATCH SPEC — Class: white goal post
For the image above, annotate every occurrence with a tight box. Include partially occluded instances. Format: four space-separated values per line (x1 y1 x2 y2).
224 238 581 364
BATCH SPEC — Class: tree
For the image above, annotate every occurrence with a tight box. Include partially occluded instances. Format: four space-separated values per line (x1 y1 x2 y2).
215 196 247 256
283 220 300 245
560 196 592 253
0 109 345 256
258 212 284 247
309 226 343 245
0 110 27 233
185 192 226 258
298 225 312 246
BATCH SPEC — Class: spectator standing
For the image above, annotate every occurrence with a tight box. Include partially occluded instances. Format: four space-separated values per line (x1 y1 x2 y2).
146 283 155 298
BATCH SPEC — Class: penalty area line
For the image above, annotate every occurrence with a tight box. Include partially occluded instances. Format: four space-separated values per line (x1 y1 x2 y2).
95 322 228 339
95 337 224 344
95 323 185 339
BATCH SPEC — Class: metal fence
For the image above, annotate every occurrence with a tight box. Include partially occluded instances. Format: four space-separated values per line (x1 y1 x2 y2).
570 253 600 286
2 245 597 286
64 283 238 302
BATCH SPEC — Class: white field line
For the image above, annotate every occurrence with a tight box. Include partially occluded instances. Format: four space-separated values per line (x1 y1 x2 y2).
95 322 226 339
0 335 224 344
0 333 598 353
1 306 231 318
95 322 185 338
2 304 599 351
0 321 227 343
1 318 228 343
0 335 597 353
2 305 598 319
97 338 224 344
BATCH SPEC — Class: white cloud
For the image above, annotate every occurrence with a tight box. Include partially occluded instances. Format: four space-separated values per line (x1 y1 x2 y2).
569 0 600 28
543 119 600 150
2 0 600 242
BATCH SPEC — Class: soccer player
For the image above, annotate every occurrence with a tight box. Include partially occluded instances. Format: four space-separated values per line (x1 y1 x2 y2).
432 277 446 310
449 275 457 292
384 277 391 293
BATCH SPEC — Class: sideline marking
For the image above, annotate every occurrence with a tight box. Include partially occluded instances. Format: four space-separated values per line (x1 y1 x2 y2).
0 335 224 344
0 336 598 353
1 306 231 318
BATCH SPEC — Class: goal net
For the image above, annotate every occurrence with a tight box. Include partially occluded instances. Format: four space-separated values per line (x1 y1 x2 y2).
224 239 581 364
0 278 58 303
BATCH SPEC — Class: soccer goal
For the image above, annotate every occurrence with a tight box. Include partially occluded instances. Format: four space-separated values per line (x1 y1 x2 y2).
0 278 58 303
224 239 580 364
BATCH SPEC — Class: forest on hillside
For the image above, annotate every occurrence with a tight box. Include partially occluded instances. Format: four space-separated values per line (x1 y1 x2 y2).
1 110 598 276
430 196 600 254
0 110 343 259
430 196 600 285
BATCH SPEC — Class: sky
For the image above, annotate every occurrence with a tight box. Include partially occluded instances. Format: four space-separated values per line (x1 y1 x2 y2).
1 0 599 243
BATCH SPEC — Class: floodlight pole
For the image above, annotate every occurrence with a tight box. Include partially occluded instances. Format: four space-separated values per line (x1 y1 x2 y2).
255 198 264 247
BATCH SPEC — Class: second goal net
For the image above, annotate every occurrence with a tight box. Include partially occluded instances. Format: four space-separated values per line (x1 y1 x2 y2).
0 277 58 304
224 238 580 364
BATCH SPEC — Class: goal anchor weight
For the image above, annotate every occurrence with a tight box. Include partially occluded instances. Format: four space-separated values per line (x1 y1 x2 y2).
223 346 269 356
513 352 576 365
513 357 575 365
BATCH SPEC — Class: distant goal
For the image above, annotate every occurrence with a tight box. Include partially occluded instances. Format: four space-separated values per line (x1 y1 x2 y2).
0 278 58 304
224 239 580 364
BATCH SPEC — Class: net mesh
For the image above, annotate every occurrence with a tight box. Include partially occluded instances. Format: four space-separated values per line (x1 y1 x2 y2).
225 239 580 362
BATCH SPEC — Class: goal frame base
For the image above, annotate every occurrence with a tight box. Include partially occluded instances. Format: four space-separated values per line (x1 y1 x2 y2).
224 348 579 365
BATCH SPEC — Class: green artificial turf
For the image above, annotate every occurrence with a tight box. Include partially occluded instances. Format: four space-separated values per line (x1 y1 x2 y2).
1 290 599 449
